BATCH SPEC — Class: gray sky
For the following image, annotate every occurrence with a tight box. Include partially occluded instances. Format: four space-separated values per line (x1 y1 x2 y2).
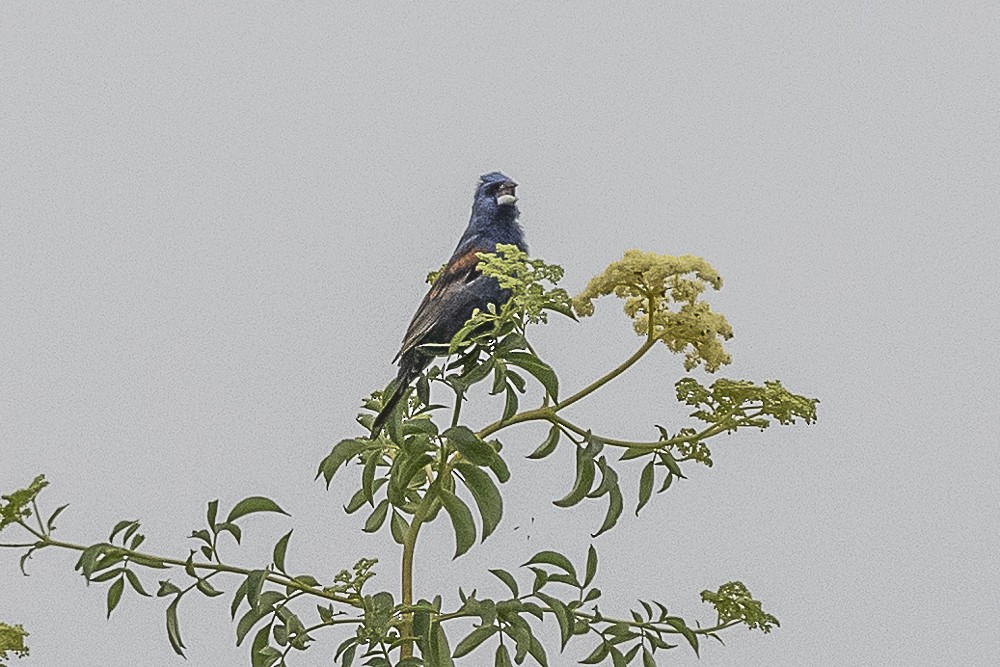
2 2 998 665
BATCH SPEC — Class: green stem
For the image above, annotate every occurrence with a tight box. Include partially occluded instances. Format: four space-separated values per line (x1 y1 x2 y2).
301 617 365 635
571 608 741 636
555 336 658 413
399 497 433 659
15 520 46 542
31 499 46 535
432 604 741 637
32 536 358 607
451 388 464 429
478 337 659 439
546 411 762 451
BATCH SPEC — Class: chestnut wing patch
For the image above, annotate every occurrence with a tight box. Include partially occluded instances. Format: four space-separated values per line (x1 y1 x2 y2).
394 247 487 361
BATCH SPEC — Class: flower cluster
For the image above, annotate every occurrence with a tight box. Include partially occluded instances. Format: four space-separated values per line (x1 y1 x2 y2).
573 250 733 372
701 581 780 633
0 475 48 533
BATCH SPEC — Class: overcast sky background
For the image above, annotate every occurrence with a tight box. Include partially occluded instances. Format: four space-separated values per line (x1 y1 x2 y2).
3 3 998 666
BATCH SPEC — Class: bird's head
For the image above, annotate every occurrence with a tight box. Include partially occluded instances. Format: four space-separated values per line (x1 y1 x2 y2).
476 171 518 208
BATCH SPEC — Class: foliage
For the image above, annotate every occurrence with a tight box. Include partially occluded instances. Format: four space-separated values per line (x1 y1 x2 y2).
1 248 818 665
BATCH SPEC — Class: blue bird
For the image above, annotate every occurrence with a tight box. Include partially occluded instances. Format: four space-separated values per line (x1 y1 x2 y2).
371 172 527 436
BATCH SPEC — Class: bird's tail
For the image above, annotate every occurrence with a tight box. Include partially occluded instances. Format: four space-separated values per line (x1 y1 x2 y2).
370 378 408 437
370 356 424 438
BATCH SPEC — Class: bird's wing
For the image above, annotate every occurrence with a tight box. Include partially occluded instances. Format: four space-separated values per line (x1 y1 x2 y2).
394 246 487 362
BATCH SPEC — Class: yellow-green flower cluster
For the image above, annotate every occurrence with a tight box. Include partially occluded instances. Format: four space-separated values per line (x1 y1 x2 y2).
701 581 779 633
0 475 48 533
0 622 29 664
573 250 733 372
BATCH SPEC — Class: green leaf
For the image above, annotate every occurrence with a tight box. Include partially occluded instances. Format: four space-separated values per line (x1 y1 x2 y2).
196 578 224 598
665 617 699 656
109 520 137 542
184 553 197 578
491 359 509 395
245 569 268 610
495 643 513 667
454 625 499 658
506 369 527 393
535 591 572 649
236 605 266 647
122 522 140 546
584 545 598 587
487 447 511 483
272 530 292 573
505 352 559 400
251 625 273 667
580 641 610 664
106 577 124 618
316 438 370 487
230 576 249 618
455 462 503 541
502 386 519 422
335 637 358 667
527 424 560 460
529 567 548 593
216 522 243 545
458 357 495 389
658 472 674 493
527 632 550 667
416 374 431 405
157 580 181 597
430 623 456 667
362 452 379 505
125 569 150 597
504 614 533 664
190 528 212 545
444 426 496 466
46 503 70 531
227 496 289 523
659 451 685 479
90 567 125 583
124 552 166 569
643 648 657 667
592 465 623 538
489 568 519 598
619 447 647 461
363 499 390 533
553 445 596 508
522 551 577 581
438 489 477 557
387 452 434 506
207 499 219 527
165 596 185 656
390 510 409 545
636 461 654 516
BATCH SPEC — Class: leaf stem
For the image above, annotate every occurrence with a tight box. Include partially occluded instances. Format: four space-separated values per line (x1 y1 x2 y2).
556 336 659 413
477 337 659 439
546 411 762 451
29 536 359 607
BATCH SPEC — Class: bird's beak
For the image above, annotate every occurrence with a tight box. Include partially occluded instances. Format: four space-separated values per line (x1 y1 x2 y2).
496 181 517 206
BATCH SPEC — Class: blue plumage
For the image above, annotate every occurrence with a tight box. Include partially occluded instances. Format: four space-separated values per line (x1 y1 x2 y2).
371 172 527 435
